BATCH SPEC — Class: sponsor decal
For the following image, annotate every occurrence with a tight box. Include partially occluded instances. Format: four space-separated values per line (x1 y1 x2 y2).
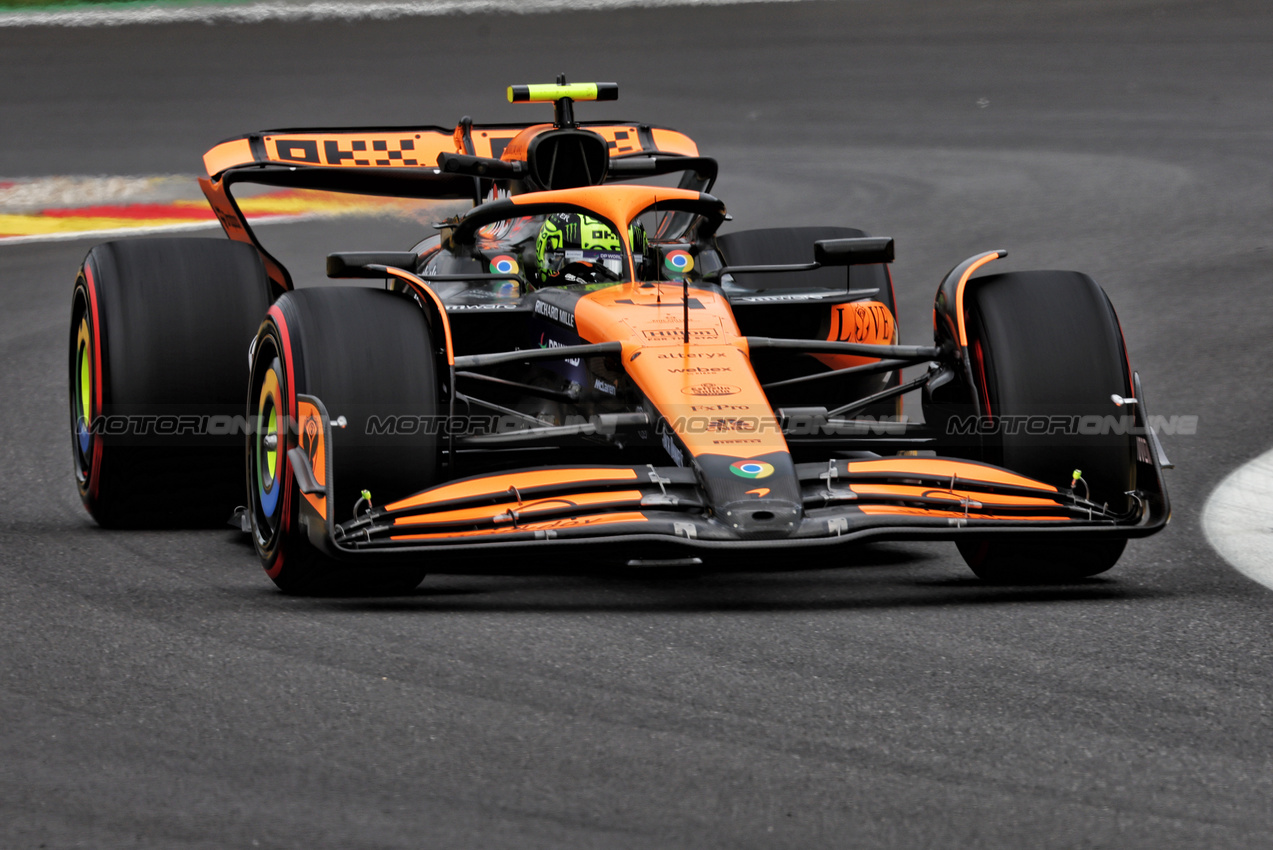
295 400 327 517
539 334 580 366
641 327 720 342
533 300 575 328
593 377 617 396
271 139 321 164
713 438 763 444
663 249 694 275
658 352 726 359
681 383 741 396
828 302 894 343
690 404 751 412
735 292 837 302
268 135 421 167
666 366 731 374
707 418 756 432
599 127 643 155
446 303 520 311
746 488 771 498
729 460 775 480
301 413 321 466
489 254 519 275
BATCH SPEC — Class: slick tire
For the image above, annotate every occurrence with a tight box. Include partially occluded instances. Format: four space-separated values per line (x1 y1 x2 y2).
249 287 438 595
952 270 1136 582
70 238 270 527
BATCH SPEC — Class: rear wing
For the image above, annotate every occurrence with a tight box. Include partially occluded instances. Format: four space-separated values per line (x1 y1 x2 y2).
202 121 700 184
199 120 706 295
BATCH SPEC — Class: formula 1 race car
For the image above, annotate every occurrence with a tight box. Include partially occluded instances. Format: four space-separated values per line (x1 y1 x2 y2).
69 80 1170 593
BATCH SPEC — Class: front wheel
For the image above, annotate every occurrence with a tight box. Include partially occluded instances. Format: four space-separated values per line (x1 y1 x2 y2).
956 538 1127 584
952 270 1137 583
249 287 439 595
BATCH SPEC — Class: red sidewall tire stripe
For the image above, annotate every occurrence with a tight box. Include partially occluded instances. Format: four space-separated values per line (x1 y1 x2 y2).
81 262 105 502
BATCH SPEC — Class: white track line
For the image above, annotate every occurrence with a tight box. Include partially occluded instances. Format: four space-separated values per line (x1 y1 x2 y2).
1202 447 1273 591
0 0 810 28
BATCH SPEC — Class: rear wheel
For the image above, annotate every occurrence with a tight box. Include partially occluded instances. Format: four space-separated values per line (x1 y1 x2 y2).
951 270 1135 582
249 287 438 595
70 238 270 527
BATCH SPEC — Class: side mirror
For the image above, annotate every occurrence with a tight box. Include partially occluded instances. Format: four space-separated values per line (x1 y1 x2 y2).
327 252 418 278
436 152 525 180
814 237 894 267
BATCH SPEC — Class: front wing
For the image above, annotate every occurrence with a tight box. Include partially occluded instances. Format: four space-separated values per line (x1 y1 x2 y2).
289 395 1170 566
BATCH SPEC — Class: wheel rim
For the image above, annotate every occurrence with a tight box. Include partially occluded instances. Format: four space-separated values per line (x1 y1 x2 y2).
70 294 95 488
255 378 281 517
75 321 92 457
250 339 288 551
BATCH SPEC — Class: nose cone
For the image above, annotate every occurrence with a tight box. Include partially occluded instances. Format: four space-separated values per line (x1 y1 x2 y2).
695 453 803 540
716 498 802 539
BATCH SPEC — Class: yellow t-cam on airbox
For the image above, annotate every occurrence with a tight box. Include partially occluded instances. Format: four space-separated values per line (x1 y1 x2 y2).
507 82 619 103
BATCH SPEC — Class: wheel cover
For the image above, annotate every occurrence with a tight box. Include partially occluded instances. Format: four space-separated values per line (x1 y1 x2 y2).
75 319 92 460
249 334 291 561
70 293 98 492
254 362 283 522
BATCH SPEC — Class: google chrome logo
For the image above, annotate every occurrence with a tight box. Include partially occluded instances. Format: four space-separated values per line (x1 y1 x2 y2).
663 249 694 275
729 460 774 479
489 255 519 275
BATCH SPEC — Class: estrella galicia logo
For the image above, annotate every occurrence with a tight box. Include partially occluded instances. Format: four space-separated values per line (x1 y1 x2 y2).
681 382 740 396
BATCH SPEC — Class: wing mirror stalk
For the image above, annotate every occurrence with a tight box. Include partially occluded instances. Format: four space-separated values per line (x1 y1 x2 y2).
813 237 895 267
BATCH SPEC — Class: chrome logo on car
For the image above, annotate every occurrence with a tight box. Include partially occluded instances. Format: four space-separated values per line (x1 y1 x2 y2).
729 460 774 479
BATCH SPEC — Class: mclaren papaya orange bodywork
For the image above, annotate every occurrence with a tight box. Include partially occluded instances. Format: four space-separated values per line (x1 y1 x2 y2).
203 83 1170 571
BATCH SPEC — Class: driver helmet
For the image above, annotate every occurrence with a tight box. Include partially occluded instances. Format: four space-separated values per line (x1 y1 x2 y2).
534 213 645 287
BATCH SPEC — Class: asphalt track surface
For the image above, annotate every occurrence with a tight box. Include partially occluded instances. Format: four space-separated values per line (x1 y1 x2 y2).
3 1 1273 846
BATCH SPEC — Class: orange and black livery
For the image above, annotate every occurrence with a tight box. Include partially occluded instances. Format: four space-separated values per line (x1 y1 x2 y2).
69 79 1170 593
